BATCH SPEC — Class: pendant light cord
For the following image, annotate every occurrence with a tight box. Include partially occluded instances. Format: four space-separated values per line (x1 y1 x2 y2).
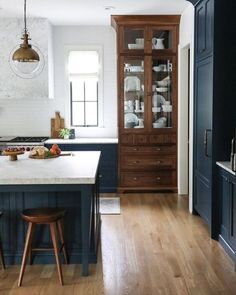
24 0 27 34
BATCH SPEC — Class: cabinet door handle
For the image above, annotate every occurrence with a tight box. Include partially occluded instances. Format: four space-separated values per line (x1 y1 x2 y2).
204 129 211 157
133 148 138 151
156 177 161 181
133 177 137 181
99 174 103 178
156 148 161 151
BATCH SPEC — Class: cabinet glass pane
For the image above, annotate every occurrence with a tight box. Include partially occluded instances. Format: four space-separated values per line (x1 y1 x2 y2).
152 30 172 50
151 58 173 129
124 58 144 129
124 28 144 50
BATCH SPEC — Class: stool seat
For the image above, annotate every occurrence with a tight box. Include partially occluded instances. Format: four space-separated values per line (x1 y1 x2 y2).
22 208 66 223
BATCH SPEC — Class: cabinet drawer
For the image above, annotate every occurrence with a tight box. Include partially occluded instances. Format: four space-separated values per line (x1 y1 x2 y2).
121 145 176 154
149 134 176 144
121 171 176 187
121 156 176 170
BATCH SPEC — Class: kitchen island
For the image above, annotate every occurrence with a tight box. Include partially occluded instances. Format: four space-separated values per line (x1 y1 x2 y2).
0 151 101 276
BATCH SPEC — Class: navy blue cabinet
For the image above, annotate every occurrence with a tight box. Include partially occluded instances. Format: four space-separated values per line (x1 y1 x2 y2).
45 143 118 193
218 167 236 268
193 57 213 225
188 0 236 238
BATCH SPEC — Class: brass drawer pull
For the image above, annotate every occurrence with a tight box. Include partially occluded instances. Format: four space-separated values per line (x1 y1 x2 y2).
133 161 140 164
156 148 161 151
156 160 162 164
156 177 161 181
133 177 138 181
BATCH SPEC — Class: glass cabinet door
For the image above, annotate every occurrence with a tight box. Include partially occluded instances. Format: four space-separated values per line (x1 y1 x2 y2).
151 58 173 129
123 58 145 129
123 27 145 51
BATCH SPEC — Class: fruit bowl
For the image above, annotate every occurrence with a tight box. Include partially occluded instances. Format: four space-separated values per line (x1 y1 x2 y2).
3 149 24 161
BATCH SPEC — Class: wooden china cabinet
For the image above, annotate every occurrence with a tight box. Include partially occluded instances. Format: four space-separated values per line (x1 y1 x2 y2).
111 15 180 192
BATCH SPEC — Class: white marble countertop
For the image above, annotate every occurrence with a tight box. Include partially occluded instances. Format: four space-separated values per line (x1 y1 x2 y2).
0 151 100 185
216 161 236 176
45 138 118 144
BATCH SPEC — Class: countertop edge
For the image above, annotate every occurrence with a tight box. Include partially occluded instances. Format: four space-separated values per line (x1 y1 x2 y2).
216 161 236 176
45 138 118 144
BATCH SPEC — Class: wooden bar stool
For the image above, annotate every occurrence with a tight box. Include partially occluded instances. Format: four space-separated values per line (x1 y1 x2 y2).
18 208 68 287
0 211 5 269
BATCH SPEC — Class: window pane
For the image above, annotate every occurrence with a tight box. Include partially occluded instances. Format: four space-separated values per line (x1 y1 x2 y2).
72 102 84 125
72 80 84 101
85 102 97 125
85 78 98 101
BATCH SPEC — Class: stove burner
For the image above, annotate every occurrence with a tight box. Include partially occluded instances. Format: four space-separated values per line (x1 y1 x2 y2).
10 137 49 143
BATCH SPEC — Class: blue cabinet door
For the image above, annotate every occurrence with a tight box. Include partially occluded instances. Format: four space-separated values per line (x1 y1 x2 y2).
193 57 213 225
195 0 214 60
229 176 236 249
219 170 230 241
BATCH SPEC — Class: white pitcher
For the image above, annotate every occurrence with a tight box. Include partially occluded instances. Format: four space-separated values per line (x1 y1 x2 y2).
152 38 165 49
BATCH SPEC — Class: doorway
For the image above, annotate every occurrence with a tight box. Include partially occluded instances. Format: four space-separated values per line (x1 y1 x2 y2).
178 44 191 203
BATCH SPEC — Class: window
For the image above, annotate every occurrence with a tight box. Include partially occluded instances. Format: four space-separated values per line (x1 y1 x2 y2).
69 50 100 127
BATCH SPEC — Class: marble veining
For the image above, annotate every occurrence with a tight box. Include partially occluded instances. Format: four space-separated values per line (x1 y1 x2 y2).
0 151 100 185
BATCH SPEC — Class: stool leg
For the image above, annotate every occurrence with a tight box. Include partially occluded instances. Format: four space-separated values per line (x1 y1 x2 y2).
57 219 69 264
50 222 63 285
18 222 35 287
0 236 5 269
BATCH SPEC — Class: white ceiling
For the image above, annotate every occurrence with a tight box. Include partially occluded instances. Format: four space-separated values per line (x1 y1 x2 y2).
0 0 190 26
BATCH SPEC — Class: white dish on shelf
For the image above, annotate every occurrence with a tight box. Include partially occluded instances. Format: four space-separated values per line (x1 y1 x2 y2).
156 80 170 87
124 112 139 128
128 44 144 50
153 122 165 128
152 94 166 107
162 105 172 112
152 107 161 113
129 66 144 72
152 66 162 72
156 87 168 93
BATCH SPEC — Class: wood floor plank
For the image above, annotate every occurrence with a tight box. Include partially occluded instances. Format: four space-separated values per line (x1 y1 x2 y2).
0 193 236 294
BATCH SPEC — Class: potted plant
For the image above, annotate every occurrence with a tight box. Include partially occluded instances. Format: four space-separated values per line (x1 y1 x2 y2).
59 128 71 139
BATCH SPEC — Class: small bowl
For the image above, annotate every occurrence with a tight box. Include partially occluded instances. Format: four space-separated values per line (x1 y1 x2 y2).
153 122 164 128
156 80 170 87
152 66 161 72
156 87 168 93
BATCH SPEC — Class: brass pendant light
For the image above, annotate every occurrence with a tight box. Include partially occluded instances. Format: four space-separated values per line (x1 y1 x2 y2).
10 0 44 78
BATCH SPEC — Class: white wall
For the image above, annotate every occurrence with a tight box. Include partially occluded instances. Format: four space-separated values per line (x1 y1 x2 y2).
178 4 194 212
0 25 117 138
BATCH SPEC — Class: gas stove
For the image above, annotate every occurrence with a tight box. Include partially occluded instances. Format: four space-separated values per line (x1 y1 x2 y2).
9 137 49 144
0 136 49 153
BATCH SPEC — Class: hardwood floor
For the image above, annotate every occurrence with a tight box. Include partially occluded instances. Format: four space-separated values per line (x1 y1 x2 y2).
0 193 236 294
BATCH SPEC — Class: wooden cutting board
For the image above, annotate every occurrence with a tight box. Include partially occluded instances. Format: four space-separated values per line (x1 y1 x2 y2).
51 111 65 138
